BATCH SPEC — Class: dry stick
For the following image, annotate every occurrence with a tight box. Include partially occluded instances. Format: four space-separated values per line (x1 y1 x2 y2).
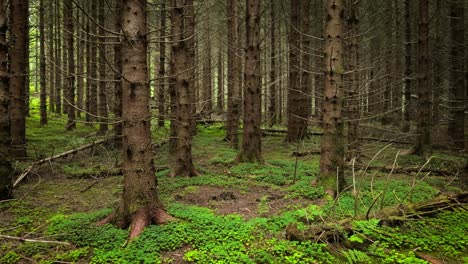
380 150 400 210
398 156 435 206
351 158 358 218
0 234 71 246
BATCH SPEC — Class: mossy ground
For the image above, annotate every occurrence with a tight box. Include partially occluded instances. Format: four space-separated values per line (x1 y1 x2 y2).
0 107 466 263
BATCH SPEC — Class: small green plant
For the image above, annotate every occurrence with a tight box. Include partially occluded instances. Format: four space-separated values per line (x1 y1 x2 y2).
0 251 21 264
342 249 372 264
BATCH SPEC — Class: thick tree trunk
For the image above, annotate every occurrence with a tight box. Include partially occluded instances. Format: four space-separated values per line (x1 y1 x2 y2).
64 0 75 130
9 0 28 158
170 0 197 177
185 0 196 136
346 0 360 161
157 1 166 128
39 0 47 125
286 0 307 142
414 0 432 156
236 0 263 163
113 0 122 144
225 0 240 149
0 0 12 199
448 1 465 151
319 0 345 195
101 0 172 239
268 0 276 127
98 0 108 134
401 0 412 132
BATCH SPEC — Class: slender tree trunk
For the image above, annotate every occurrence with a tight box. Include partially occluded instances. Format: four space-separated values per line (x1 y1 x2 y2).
217 50 224 111
319 0 345 195
55 0 62 114
236 0 263 163
170 0 197 177
300 0 311 119
62 5 68 115
64 0 75 130
402 0 412 132
101 0 172 240
48 0 55 113
414 0 432 156
39 0 47 125
185 0 196 136
225 0 240 149
393 0 402 123
76 8 84 118
89 0 98 121
113 0 122 144
346 0 360 160
98 0 108 133
448 0 465 150
9 0 28 158
203 18 213 115
0 0 12 199
157 1 166 128
268 0 276 127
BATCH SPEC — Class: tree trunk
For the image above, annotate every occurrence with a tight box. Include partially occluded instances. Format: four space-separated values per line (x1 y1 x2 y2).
76 8 84 118
319 0 345 195
448 0 465 151
113 0 123 144
54 0 62 115
0 0 12 199
268 0 276 127
157 1 166 128
225 0 240 149
300 0 311 119
401 0 412 132
217 50 224 111
346 0 360 160
414 0 432 156
89 0 98 121
170 0 197 177
64 0 75 130
98 0 108 134
203 18 213 115
9 0 28 158
47 0 55 113
101 0 172 240
39 0 47 125
185 0 196 136
235 0 263 163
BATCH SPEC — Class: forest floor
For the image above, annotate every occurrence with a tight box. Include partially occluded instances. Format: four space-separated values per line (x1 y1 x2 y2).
1 105 467 263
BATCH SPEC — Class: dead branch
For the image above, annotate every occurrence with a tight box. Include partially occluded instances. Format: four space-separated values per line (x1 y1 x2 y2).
0 234 71 246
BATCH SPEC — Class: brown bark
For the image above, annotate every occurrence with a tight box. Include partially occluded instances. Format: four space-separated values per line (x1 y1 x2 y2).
346 0 360 160
414 0 432 156
0 0 12 199
157 1 166 128
113 0 122 143
286 0 307 142
225 0 240 149
235 0 263 163
89 0 98 121
101 0 172 239
39 0 47 125
61 6 67 115
401 0 412 132
448 0 465 151
300 0 311 119
54 0 62 114
319 0 345 195
202 17 213 115
268 0 276 127
9 0 28 158
98 0 108 133
64 0 75 130
170 0 197 177
47 0 55 113
76 8 84 118
185 0 196 136
217 50 224 111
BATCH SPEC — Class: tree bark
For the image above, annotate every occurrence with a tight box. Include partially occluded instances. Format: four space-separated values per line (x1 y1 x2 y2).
54 0 62 115
414 0 432 156
101 0 172 239
113 0 123 144
448 0 465 151
0 0 12 199
217 50 224 111
89 0 98 121
76 7 84 118
98 0 108 134
9 0 28 158
268 0 276 127
157 1 166 128
319 0 346 195
47 0 55 113
64 0 75 130
235 0 263 163
39 0 47 125
401 0 412 132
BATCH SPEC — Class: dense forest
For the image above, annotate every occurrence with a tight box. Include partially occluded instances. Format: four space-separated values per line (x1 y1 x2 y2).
0 0 467 263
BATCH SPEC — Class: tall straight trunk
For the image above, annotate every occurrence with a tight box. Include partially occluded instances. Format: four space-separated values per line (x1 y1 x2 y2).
432 0 442 125
76 8 84 118
268 0 276 127
286 0 307 142
402 0 412 132
381 0 392 125
113 0 122 143
393 0 402 123
300 0 311 118
217 50 224 111
448 0 465 150
225 0 240 149
98 0 108 133
65 0 75 130
54 0 62 114
0 0 12 199
171 0 196 177
236 0 263 163
39 0 47 125
157 1 166 128
62 5 68 115
9 0 28 158
85 0 92 122
415 0 432 156
346 0 360 160
203 19 213 115
185 0 196 135
319 0 345 195
101 0 172 239
89 0 98 121
48 0 55 113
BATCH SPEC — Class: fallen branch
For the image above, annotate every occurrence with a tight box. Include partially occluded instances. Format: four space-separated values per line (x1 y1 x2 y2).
353 164 457 176
0 234 71 246
292 149 321 157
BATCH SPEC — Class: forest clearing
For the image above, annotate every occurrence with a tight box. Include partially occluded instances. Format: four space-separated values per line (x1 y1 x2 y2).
0 0 467 263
